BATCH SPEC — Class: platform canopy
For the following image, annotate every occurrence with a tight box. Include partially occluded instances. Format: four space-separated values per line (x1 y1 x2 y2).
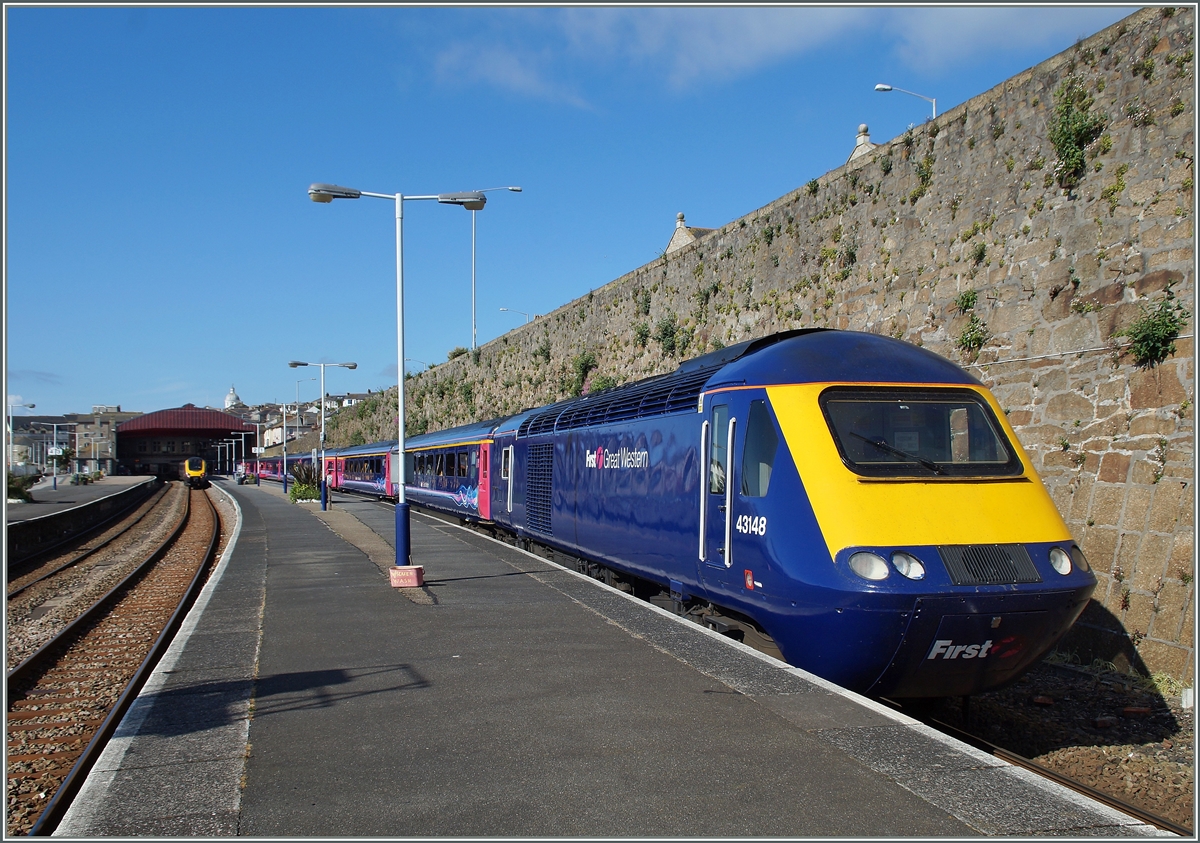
116 404 254 437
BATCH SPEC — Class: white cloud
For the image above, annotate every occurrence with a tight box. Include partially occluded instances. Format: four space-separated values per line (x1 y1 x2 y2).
558 7 870 88
880 6 1140 74
434 40 592 108
427 6 1140 105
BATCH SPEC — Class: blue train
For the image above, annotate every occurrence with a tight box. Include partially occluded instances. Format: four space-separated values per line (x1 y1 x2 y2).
258 329 1097 699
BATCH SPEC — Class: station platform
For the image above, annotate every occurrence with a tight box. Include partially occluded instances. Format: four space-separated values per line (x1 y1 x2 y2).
5 474 155 524
54 479 1169 838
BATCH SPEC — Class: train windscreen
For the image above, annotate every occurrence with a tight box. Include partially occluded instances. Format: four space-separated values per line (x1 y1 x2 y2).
819 387 1023 477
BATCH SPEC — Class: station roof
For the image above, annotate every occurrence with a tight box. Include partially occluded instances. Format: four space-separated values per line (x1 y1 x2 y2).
117 404 255 436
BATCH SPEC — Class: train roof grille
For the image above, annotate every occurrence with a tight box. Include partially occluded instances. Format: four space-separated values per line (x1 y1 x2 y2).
517 365 721 437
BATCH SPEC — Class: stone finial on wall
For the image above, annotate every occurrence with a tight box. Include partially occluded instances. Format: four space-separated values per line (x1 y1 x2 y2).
847 123 876 164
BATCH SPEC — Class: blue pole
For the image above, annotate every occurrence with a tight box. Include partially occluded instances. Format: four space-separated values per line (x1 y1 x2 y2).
396 500 411 565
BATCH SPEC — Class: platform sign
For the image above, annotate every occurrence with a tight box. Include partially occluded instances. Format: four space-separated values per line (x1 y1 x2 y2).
252 447 264 454
48 447 63 456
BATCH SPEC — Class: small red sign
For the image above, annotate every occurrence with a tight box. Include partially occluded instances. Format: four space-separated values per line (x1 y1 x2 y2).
744 570 754 590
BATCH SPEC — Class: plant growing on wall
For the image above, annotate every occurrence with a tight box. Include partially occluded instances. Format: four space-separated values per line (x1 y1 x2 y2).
956 313 991 357
633 322 650 347
654 316 679 355
568 352 597 397
1049 75 1107 189
1116 292 1191 366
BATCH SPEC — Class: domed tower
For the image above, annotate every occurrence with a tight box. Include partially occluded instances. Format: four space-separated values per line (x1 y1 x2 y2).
224 385 242 410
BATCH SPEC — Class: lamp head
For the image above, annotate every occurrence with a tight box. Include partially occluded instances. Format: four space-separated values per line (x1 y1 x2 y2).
508 186 522 192
874 84 892 92
438 191 487 211
308 183 362 203
345 363 358 370
289 361 307 368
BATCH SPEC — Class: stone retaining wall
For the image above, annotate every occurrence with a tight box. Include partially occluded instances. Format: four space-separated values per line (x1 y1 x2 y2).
393 7 1195 683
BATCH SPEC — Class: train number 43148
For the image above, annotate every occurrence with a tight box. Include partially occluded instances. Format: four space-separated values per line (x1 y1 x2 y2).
735 514 767 536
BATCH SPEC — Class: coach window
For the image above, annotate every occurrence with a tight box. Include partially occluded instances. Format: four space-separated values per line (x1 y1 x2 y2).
436 453 446 476
458 452 469 477
740 400 779 498
501 447 511 480
709 404 729 494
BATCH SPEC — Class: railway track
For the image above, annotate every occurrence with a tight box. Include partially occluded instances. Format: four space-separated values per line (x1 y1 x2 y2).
888 697 1193 837
5 487 221 837
7 482 172 601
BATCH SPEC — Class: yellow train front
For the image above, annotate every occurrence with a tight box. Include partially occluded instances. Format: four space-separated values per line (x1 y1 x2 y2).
692 330 1097 698
182 456 209 489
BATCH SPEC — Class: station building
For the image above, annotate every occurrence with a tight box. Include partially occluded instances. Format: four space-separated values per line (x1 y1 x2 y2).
116 404 255 478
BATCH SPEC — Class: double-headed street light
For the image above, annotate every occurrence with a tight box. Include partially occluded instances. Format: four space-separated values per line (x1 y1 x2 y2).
875 83 936 119
289 360 356 510
7 401 35 470
309 181 510 568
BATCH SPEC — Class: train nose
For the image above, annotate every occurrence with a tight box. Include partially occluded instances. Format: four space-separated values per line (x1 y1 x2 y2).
867 590 1093 698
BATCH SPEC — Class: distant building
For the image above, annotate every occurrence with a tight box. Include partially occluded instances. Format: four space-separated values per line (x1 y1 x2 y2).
664 213 715 255
11 407 142 475
224 385 244 410
116 404 254 477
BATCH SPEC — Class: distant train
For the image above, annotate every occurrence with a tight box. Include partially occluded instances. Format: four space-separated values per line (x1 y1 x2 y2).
253 329 1097 699
182 456 210 489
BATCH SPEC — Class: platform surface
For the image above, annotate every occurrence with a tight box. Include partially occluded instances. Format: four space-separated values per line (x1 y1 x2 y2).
54 479 1169 838
6 474 154 524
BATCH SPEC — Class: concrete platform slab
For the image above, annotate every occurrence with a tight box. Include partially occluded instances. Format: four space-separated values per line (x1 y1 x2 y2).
55 482 1169 839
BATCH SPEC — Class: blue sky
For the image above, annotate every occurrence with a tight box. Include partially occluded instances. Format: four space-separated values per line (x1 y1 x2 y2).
5 5 1139 416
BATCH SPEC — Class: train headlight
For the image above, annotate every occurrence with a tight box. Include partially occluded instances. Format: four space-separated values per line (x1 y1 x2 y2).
891 551 926 580
849 551 889 581
1049 546 1073 576
1069 544 1091 573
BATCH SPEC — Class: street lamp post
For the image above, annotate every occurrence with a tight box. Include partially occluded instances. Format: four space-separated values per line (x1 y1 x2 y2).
309 181 516 568
468 187 521 350
284 376 316 494
289 360 356 510
7 401 35 471
874 83 936 119
499 307 532 324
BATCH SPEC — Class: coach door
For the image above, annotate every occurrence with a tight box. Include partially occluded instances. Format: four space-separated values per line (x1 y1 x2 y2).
499 445 515 515
478 443 492 520
700 402 735 570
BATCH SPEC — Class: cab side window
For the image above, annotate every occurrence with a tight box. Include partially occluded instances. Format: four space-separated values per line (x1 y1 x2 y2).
709 404 729 494
740 400 779 498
